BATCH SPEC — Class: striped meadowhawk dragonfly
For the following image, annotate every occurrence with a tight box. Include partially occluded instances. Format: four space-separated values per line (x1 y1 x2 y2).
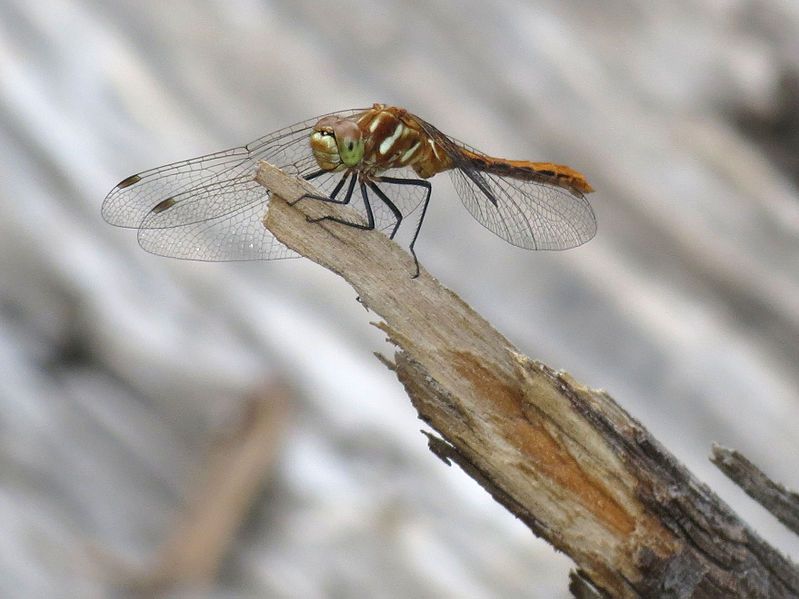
103 103 596 276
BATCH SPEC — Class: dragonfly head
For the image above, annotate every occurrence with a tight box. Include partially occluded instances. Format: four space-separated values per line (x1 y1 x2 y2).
310 116 364 170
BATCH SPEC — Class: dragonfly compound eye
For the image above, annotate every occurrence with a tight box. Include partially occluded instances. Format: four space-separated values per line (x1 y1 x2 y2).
331 120 364 168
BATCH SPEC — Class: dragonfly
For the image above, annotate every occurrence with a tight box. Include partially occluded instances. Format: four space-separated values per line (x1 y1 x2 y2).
103 103 596 276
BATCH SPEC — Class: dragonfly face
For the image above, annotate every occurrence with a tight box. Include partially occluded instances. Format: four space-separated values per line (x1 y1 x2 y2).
310 116 364 171
102 104 596 274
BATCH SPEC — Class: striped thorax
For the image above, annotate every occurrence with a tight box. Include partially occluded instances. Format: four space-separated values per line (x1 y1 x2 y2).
309 104 452 178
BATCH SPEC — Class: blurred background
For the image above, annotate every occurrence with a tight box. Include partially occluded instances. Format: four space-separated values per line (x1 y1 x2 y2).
1 0 798 597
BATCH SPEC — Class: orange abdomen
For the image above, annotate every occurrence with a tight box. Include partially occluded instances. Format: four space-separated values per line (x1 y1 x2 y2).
461 151 594 195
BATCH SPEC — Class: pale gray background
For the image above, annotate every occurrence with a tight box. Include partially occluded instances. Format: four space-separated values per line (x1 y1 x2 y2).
1 1 798 597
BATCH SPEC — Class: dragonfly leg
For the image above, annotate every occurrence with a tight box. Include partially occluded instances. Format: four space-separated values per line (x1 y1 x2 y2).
306 179 375 230
366 182 403 240
290 171 353 206
373 176 432 278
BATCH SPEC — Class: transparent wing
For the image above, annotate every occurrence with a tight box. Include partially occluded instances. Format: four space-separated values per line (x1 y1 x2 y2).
102 108 367 261
448 167 596 250
414 119 596 251
136 175 297 261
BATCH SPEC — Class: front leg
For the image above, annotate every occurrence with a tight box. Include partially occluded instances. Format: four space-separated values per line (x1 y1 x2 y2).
307 178 375 230
290 171 353 207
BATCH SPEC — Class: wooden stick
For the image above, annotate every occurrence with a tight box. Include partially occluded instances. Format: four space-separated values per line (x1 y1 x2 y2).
711 443 799 537
257 161 799 598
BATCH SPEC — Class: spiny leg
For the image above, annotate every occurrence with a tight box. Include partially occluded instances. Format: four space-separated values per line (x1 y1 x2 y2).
373 176 432 278
366 182 403 240
289 171 353 207
307 178 375 230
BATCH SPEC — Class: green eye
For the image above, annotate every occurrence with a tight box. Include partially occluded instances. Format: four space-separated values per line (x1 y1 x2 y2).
338 136 364 167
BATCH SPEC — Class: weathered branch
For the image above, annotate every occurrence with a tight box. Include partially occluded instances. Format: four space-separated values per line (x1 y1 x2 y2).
711 444 799 537
125 383 290 593
256 162 799 598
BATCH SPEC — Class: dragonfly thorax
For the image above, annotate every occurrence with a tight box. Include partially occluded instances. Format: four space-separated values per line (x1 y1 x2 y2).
358 105 453 178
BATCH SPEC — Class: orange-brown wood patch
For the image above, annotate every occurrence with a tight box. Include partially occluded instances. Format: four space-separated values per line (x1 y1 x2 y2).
452 352 635 536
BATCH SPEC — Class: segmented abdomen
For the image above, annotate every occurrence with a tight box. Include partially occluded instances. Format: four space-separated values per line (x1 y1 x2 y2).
463 151 594 195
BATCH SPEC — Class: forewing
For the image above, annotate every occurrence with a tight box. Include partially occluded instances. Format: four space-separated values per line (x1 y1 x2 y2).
136 175 298 261
102 109 366 261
